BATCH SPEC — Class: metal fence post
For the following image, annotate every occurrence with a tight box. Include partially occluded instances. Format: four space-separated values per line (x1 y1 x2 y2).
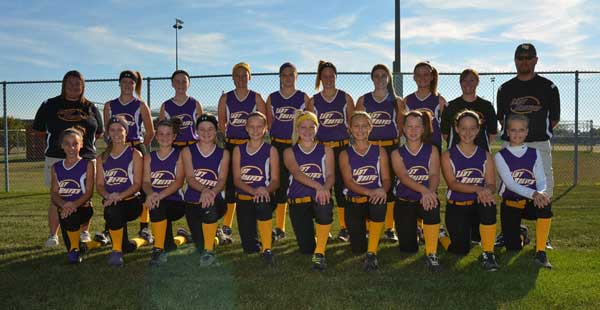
146 77 151 108
3 81 8 192
574 71 579 185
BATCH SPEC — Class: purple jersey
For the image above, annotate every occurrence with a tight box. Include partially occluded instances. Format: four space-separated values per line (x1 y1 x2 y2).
405 93 442 147
54 159 88 202
269 90 306 140
287 144 326 199
394 143 432 201
150 148 182 201
108 98 143 142
225 90 257 139
102 147 135 194
163 97 200 142
313 90 349 142
363 92 398 141
184 144 225 202
446 145 487 201
344 145 382 197
237 142 271 195
498 147 537 200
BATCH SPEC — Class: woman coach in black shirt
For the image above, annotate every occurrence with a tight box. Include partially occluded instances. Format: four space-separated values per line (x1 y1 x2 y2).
33 70 103 247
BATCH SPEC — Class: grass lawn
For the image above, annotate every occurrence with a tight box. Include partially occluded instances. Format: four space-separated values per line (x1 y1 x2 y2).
1 185 599 309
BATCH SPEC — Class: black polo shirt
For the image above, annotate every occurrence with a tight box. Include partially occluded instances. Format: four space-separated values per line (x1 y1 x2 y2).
440 96 498 152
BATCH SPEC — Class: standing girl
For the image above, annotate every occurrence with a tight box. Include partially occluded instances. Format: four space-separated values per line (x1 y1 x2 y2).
339 111 391 272
283 111 335 270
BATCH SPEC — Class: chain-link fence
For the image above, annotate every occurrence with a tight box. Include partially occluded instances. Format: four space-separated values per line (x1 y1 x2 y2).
2 71 599 192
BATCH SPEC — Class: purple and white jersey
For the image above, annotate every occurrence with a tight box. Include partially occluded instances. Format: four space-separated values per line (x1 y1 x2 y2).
162 97 200 142
287 144 326 199
394 143 432 201
446 145 487 202
54 159 88 202
225 90 257 139
184 144 225 203
150 148 182 201
237 142 271 195
344 145 382 197
102 147 135 194
405 93 443 147
498 147 537 200
313 90 349 142
269 90 306 140
108 98 143 142
363 92 398 141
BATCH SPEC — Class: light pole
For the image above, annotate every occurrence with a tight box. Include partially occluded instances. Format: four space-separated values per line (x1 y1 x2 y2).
173 18 183 70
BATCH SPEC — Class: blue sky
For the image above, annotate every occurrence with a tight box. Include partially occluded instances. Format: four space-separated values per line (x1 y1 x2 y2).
1 0 600 81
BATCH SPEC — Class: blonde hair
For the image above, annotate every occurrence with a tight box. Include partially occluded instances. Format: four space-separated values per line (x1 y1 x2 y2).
291 110 319 144
350 111 373 126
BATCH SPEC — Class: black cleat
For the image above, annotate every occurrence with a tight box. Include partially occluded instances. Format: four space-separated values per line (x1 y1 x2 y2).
176 227 193 244
93 231 111 246
311 253 327 271
425 254 442 273
220 226 234 245
480 252 499 272
494 232 505 248
262 249 275 266
417 225 425 245
363 252 379 272
534 251 552 269
138 227 154 245
67 249 82 264
337 228 350 242
383 229 398 243
546 237 554 250
520 224 531 246
272 228 286 242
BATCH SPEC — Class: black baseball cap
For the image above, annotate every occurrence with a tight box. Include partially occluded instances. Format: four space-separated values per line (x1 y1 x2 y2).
514 43 537 58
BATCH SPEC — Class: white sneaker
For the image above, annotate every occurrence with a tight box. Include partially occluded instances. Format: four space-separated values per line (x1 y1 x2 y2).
45 235 59 247
80 231 91 243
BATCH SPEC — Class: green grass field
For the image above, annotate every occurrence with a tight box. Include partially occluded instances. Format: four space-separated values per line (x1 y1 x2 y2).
1 185 599 309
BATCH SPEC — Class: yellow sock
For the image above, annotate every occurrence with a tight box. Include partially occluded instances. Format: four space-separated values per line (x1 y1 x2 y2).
338 207 346 229
536 218 552 252
315 224 332 255
224 203 236 227
275 203 287 231
423 224 440 255
109 228 124 252
67 230 80 251
439 235 451 250
385 201 395 230
367 221 384 254
131 237 147 248
139 205 150 224
479 224 497 252
257 220 273 251
85 240 102 250
151 220 167 250
174 236 186 246
203 223 218 251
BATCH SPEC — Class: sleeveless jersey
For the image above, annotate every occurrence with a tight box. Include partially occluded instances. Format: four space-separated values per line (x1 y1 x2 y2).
102 147 135 194
149 148 182 201
287 143 326 199
162 97 200 142
344 145 382 197
184 144 225 202
394 143 432 201
498 147 538 200
237 142 271 195
269 90 306 140
108 98 143 142
405 93 442 147
363 92 398 141
225 90 257 139
313 90 349 142
54 159 88 202
446 145 487 202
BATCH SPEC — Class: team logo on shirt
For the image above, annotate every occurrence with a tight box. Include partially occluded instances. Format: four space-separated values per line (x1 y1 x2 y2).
230 111 249 127
511 169 535 186
241 165 264 184
104 168 129 186
57 108 89 122
299 163 323 179
370 111 393 127
275 106 297 122
114 113 136 127
407 165 429 183
352 165 379 185
455 168 484 184
510 96 542 114
319 111 344 127
174 114 195 130
58 179 82 197
193 169 218 188
151 170 175 188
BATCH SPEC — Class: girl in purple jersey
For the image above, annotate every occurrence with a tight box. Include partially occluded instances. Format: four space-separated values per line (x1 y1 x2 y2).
266 62 311 242
440 110 499 271
96 116 150 267
143 118 192 266
51 127 95 264
283 110 335 270
218 63 268 244
159 70 204 147
339 111 391 272
232 112 279 265
306 60 356 243
356 64 405 243
182 113 229 267
494 114 553 269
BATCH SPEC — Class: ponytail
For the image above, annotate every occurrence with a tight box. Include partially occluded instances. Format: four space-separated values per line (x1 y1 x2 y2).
134 71 143 99
315 60 337 91
403 109 433 144
371 64 398 113
414 62 439 96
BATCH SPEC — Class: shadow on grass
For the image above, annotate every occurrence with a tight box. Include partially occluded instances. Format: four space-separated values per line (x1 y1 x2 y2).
0 192 47 200
552 184 576 203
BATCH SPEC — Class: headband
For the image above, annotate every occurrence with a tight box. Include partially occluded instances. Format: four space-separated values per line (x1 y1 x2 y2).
108 116 129 133
295 112 319 128
119 70 138 83
232 62 251 77
196 114 218 129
